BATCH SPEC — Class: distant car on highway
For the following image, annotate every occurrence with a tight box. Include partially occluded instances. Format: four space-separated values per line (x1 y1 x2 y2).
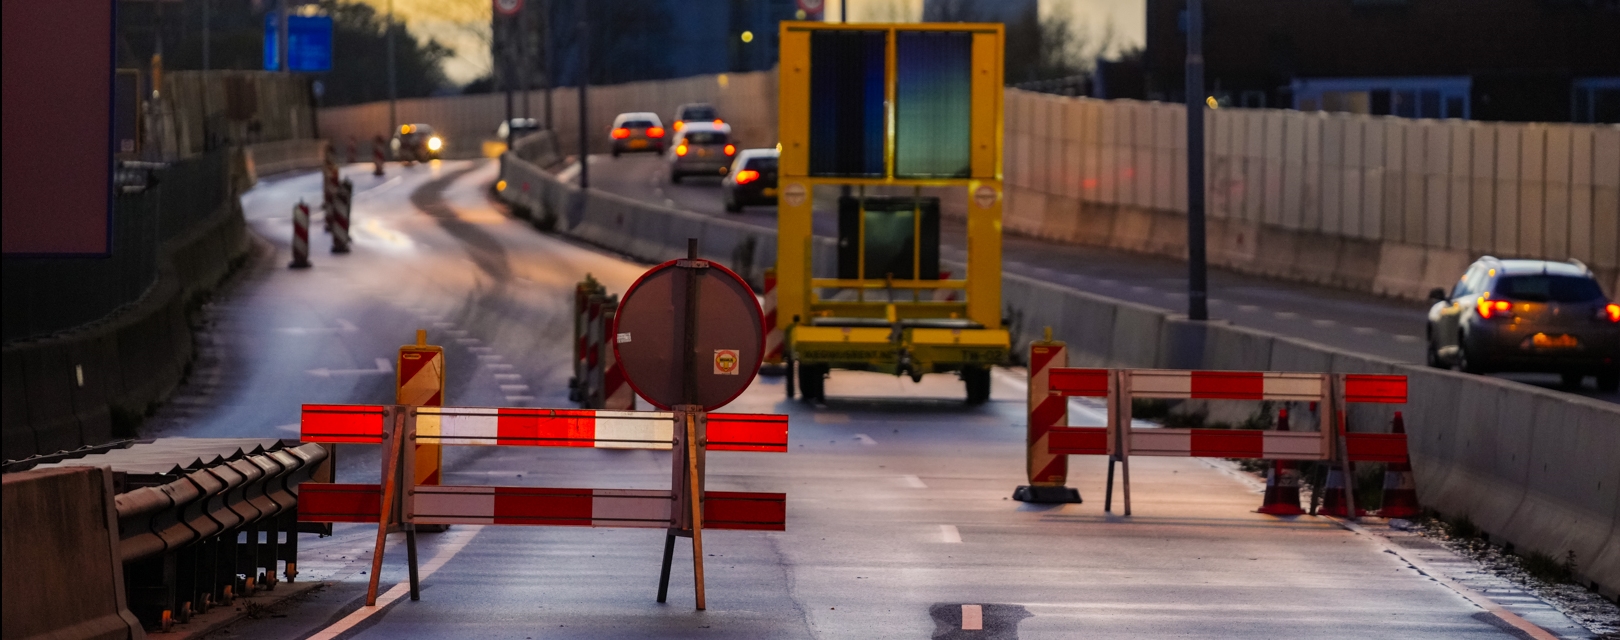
609 112 666 157
393 123 442 161
666 122 735 183
1426 257 1619 390
496 117 540 141
671 103 722 133
721 148 778 212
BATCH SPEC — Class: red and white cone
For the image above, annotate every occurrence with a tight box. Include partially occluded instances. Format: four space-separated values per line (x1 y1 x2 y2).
1377 411 1420 519
1257 408 1305 515
601 295 636 410
331 179 352 254
373 135 386 176
289 201 312 269
1317 465 1366 517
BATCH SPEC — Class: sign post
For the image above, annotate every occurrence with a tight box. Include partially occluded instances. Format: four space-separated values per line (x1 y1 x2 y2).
613 238 765 610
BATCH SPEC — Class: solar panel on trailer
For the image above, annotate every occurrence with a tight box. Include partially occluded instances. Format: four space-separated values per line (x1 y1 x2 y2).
809 30 886 177
895 30 973 178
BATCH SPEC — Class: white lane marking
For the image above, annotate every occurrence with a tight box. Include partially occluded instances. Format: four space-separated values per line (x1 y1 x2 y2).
499 384 530 392
1311 319 1337 327
1131 285 1153 293
1237 305 1260 312
277 319 359 335
478 355 503 361
902 475 927 488
431 321 454 328
814 413 850 424
1330 518 1559 640
1274 311 1299 319
492 374 522 380
853 434 876 445
1394 334 1420 343
307 526 484 640
940 525 962 543
467 346 494 354
1352 327 1377 334
307 358 393 378
455 338 481 344
505 395 536 402
961 604 983 630
484 363 514 370
444 330 469 338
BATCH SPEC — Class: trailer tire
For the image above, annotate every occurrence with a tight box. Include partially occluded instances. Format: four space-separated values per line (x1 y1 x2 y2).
963 366 991 405
798 364 827 403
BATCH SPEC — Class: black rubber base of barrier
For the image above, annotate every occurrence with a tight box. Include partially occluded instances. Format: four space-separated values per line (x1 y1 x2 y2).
1013 485 1083 504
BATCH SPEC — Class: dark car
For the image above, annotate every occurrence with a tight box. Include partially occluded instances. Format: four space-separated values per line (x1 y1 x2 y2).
721 149 778 212
393 123 442 161
610 112 666 156
1426 257 1620 390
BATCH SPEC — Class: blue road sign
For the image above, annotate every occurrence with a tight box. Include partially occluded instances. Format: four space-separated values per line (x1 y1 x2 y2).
264 14 333 72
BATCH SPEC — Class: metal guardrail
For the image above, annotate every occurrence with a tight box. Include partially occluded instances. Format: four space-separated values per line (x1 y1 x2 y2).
31 438 328 630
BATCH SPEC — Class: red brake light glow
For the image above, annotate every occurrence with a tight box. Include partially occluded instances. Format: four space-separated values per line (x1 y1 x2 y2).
611 127 630 139
724 144 736 156
1605 303 1620 323
1476 296 1512 319
735 169 760 184
676 144 688 157
714 119 724 126
647 127 665 138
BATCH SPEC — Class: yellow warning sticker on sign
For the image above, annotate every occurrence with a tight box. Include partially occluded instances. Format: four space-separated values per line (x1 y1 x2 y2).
713 349 740 375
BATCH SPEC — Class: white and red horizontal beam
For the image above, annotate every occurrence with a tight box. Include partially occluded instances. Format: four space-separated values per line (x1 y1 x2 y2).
299 483 786 531
1046 425 1407 462
299 405 788 452
1048 369 1406 404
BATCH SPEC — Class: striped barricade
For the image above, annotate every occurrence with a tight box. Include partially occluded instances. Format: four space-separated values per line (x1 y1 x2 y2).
1034 366 1408 517
296 403 788 610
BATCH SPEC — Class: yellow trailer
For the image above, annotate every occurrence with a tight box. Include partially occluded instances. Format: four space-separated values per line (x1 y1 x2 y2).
775 22 1007 403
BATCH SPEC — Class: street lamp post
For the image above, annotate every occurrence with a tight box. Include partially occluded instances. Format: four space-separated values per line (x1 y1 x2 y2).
1184 0 1209 321
387 0 398 145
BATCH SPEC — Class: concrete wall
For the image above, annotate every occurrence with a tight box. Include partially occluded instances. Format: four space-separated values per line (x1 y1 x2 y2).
498 150 1620 600
2 466 144 639
316 71 779 161
1001 91 1620 300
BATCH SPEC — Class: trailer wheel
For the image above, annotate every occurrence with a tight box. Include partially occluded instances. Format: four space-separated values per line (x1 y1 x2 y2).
785 356 796 399
798 364 827 403
963 366 991 405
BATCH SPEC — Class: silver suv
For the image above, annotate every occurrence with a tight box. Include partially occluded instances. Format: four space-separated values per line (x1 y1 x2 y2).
1426 257 1620 390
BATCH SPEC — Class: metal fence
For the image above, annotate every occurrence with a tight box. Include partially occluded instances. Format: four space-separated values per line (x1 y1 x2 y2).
0 151 232 343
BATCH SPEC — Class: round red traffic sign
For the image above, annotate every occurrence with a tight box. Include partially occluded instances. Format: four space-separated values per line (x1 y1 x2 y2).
494 0 523 17
797 0 825 14
612 258 764 411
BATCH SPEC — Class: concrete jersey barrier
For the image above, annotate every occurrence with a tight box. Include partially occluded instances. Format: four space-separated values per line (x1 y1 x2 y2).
496 150 1620 599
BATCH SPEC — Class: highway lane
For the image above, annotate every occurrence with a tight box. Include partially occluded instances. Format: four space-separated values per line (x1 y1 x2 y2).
574 153 1619 404
155 160 1588 638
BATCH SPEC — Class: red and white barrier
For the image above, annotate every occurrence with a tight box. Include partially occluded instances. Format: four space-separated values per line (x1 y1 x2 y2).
1013 329 1080 503
584 293 605 406
373 135 386 176
763 268 783 365
601 296 636 410
1034 362 1411 517
297 400 790 610
330 179 352 253
289 201 311 269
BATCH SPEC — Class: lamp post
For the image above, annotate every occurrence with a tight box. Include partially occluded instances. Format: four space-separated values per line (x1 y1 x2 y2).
1184 0 1209 321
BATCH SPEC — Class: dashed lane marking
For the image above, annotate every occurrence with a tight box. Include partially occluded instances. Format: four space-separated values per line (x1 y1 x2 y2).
940 525 962 543
961 604 983 630
902 475 927 488
854 434 876 445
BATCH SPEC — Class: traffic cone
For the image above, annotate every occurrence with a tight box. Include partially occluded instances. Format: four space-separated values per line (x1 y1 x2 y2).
1257 408 1305 515
1317 465 1365 517
1377 411 1420 519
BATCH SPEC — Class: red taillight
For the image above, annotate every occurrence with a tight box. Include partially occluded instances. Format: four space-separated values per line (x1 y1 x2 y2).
647 127 665 138
1476 296 1512 319
611 128 630 139
1604 303 1620 323
735 169 760 184
673 121 685 131
676 144 688 157
724 144 736 156
714 119 724 126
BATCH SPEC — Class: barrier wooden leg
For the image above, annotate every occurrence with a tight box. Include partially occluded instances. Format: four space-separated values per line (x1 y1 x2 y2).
686 414 706 611
367 412 407 606
405 525 420 601
1104 457 1116 513
1121 454 1133 517
656 534 676 603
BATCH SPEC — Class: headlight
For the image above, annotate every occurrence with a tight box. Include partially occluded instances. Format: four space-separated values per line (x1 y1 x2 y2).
427 136 443 151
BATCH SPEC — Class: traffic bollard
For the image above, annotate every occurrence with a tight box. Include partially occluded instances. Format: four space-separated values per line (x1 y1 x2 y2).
289 201 312 269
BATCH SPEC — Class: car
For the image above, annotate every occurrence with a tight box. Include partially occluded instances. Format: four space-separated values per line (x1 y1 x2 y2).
666 122 736 183
1426 257 1620 390
721 148 779 212
609 112 666 156
671 103 721 133
496 117 541 141
393 123 442 161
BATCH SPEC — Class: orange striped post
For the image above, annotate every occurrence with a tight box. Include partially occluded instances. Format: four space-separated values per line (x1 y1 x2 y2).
398 330 444 488
762 268 783 367
1013 327 1082 503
